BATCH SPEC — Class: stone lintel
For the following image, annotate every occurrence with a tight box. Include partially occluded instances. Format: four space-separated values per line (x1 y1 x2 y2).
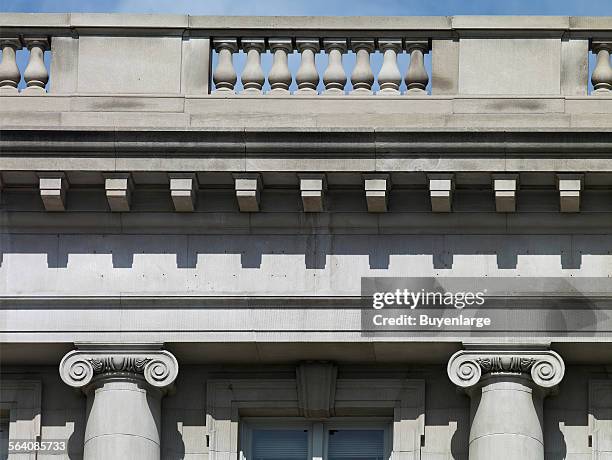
104 173 133 212
169 173 198 212
364 174 390 213
38 172 68 212
234 173 262 212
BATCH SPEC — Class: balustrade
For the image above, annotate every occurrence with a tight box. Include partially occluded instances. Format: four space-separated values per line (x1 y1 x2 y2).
592 41 612 94
240 38 265 94
268 38 293 94
295 39 320 94
350 39 375 95
377 39 402 95
23 38 49 94
322 39 348 94
211 37 432 95
0 38 21 93
0 36 49 94
3 16 612 98
212 39 238 93
405 41 429 94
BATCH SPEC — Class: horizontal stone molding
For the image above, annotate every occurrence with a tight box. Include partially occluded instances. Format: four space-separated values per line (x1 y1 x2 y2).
59 348 179 389
2 14 612 34
447 348 565 389
6 128 612 160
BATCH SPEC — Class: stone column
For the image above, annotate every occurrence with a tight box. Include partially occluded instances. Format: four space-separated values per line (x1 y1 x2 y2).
60 345 179 460
447 348 565 460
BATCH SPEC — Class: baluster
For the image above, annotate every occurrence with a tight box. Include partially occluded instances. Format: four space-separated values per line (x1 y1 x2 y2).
405 41 429 95
322 39 347 95
268 38 293 95
592 42 612 94
295 39 320 95
0 38 22 94
241 38 265 95
212 39 238 93
23 38 49 94
377 39 402 95
350 39 374 95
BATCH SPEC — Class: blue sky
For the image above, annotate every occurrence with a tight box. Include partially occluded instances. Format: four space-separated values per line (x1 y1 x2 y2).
7 0 612 16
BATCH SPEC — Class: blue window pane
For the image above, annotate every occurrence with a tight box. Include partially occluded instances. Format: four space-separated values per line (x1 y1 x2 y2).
252 429 308 460
328 430 384 460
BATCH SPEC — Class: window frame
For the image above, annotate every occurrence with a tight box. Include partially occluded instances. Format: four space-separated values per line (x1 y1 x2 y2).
0 380 41 460
240 417 392 460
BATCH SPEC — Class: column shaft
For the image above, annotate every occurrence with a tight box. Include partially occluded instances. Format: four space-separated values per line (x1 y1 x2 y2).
84 376 162 460
469 376 544 460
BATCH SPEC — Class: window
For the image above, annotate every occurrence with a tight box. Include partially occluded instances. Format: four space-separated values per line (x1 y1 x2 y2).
240 418 391 460
327 430 385 460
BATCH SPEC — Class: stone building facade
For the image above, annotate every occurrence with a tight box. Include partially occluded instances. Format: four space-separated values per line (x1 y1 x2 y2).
2 13 612 460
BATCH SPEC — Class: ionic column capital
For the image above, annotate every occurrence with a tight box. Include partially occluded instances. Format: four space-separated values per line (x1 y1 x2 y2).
59 346 179 391
447 348 565 390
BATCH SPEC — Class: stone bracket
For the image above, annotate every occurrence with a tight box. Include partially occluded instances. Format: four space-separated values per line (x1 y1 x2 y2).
364 174 390 212
104 173 134 212
38 172 68 212
296 361 337 420
557 173 584 213
428 173 454 212
169 172 198 212
299 173 326 212
493 173 518 213
234 173 262 212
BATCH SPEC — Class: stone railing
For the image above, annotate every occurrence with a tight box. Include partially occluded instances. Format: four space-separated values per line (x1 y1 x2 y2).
0 37 49 94
212 37 429 95
2 15 612 97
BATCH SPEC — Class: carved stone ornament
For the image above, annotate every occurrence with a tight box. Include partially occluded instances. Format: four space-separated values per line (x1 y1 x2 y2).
60 349 179 389
447 349 565 389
